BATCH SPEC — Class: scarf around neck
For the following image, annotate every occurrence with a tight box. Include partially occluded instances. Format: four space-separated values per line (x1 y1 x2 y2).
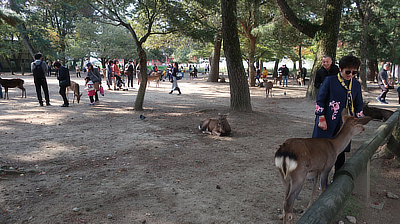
337 73 354 116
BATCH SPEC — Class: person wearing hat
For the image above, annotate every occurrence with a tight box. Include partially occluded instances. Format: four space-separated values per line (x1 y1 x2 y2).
278 64 289 87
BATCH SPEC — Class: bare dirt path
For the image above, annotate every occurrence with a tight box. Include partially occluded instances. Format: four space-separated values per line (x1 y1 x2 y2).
0 73 399 224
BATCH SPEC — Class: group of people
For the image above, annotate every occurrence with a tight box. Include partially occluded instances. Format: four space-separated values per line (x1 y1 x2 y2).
311 54 399 183
28 52 103 107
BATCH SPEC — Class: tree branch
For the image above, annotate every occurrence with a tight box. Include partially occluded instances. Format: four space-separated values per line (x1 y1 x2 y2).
275 0 320 38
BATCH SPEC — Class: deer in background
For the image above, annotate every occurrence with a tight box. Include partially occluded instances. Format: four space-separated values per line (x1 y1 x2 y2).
265 81 273 98
198 113 231 136
363 102 394 122
275 111 372 223
66 81 82 103
0 77 26 100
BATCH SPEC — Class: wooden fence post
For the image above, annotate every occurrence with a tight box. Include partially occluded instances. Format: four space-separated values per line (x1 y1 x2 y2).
353 160 370 203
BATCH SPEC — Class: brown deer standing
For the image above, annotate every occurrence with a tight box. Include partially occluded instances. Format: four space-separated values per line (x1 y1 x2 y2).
198 113 231 136
274 76 282 86
275 112 371 223
0 77 26 100
66 81 82 103
265 81 273 98
147 72 163 87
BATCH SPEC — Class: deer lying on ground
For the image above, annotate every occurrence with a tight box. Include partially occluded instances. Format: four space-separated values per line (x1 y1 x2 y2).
265 81 273 98
147 72 163 87
275 111 371 223
0 77 26 100
198 113 231 136
363 102 393 122
66 81 82 103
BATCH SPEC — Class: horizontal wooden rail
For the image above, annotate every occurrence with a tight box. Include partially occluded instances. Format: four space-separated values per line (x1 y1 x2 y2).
297 108 400 224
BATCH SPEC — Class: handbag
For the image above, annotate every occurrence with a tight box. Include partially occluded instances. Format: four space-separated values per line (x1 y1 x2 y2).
100 85 104 96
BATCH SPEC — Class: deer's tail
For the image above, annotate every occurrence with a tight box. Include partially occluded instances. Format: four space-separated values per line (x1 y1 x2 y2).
275 146 298 180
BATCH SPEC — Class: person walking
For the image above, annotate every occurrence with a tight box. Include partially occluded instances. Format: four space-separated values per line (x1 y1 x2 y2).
169 62 182 95
314 55 340 89
112 60 120 90
377 63 391 104
255 67 261 86
301 67 307 85
85 77 96 105
76 65 81 78
126 60 135 88
105 60 113 90
31 52 51 106
278 64 289 87
86 63 102 103
312 55 364 175
53 61 70 107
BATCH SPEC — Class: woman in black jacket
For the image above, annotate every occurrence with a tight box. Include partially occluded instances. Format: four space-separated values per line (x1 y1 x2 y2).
53 61 70 107
86 63 102 103
169 62 181 95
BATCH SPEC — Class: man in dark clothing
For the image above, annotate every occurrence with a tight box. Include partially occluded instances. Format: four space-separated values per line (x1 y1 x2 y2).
377 63 391 104
301 67 307 85
278 64 289 87
53 61 71 107
314 55 340 89
31 52 51 106
126 60 135 87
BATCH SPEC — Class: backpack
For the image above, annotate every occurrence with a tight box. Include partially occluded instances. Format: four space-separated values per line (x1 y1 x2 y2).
32 61 45 79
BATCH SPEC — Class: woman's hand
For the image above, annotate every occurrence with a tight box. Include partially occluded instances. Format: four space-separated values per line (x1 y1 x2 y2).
318 116 327 130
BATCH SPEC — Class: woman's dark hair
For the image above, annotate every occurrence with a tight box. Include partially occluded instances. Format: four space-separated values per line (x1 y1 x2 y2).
108 60 113 65
52 61 61 68
339 55 361 69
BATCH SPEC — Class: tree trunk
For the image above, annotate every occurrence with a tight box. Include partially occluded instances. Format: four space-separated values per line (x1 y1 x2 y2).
209 37 222 82
359 34 368 90
356 0 370 91
221 0 252 112
18 25 35 60
273 59 279 78
298 45 302 69
276 0 344 100
306 54 320 100
9 0 35 59
248 36 256 87
367 59 378 81
134 47 148 111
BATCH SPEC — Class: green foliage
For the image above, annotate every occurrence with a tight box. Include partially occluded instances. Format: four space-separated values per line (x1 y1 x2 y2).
0 8 23 26
0 24 25 58
339 0 400 63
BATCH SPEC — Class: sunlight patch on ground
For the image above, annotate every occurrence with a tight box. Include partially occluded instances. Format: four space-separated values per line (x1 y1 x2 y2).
8 142 72 163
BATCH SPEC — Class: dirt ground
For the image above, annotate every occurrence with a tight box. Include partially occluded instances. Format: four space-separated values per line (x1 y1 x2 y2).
0 72 399 224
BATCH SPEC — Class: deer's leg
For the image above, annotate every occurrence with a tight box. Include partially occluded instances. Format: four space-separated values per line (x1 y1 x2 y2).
5 88 8 100
284 175 305 224
319 169 331 191
307 175 319 208
279 170 291 200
